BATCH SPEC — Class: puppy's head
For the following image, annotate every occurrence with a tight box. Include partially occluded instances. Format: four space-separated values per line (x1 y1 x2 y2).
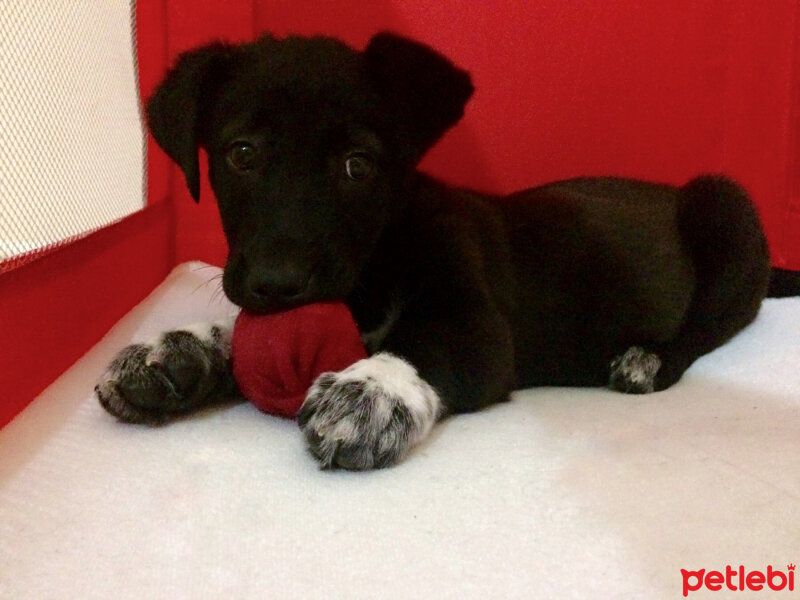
147 32 473 313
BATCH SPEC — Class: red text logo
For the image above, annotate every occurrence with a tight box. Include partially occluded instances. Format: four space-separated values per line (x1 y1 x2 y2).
681 564 795 596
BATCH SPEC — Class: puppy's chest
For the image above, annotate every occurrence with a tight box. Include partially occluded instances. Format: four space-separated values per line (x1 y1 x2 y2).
350 292 406 354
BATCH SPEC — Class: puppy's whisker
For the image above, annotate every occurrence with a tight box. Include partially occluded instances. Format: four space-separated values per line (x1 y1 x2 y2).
192 276 221 295
210 288 227 307
191 274 226 307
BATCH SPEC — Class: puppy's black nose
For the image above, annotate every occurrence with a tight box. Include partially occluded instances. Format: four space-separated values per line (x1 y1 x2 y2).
245 265 309 303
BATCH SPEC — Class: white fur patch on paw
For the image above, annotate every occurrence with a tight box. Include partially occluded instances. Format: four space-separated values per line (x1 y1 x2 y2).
174 317 234 360
609 346 661 394
96 319 235 424
298 353 441 470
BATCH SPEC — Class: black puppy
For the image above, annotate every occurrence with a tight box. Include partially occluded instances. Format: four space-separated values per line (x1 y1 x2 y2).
97 32 770 470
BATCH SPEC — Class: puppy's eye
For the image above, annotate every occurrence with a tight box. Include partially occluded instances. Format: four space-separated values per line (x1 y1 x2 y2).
344 153 374 181
227 142 256 171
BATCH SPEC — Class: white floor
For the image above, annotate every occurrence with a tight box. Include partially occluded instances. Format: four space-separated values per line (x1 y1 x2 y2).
1 262 798 599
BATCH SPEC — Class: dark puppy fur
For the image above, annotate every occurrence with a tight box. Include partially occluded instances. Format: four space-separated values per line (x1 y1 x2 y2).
97 32 771 469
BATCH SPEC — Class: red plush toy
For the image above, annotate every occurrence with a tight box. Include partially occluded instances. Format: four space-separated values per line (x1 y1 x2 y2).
231 302 368 418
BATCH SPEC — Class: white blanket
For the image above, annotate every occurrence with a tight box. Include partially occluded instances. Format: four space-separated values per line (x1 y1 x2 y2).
2 262 798 599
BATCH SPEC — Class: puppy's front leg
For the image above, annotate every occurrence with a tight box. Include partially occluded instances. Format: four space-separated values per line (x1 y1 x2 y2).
298 308 514 470
96 317 238 424
298 353 442 470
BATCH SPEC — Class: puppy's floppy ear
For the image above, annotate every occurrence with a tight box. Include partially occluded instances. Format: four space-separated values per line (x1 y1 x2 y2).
146 43 237 202
364 32 474 162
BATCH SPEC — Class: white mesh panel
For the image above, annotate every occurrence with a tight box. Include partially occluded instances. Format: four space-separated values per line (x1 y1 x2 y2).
0 0 145 270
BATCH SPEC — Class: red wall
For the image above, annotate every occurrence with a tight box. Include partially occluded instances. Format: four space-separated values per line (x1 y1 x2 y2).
2 0 798 427
157 0 800 270
0 203 174 427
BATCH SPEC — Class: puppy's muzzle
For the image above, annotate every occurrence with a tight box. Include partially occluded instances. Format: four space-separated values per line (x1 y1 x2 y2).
223 249 316 312
244 263 311 305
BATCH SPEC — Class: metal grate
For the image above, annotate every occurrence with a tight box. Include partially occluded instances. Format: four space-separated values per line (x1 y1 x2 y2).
0 0 145 272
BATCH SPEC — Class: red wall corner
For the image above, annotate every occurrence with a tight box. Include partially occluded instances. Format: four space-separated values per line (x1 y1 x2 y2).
0 203 173 428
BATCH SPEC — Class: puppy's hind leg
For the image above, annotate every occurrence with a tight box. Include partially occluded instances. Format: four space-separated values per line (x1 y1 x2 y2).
609 346 662 394
609 176 770 394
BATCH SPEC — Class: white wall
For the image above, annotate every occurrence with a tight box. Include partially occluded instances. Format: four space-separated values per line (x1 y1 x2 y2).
0 0 145 261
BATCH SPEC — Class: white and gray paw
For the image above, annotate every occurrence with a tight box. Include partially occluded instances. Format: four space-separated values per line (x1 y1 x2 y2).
609 346 662 394
96 322 234 424
298 353 442 470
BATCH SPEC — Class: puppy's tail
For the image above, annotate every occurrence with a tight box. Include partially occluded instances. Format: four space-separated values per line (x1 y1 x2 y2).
768 268 800 298
679 175 800 300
